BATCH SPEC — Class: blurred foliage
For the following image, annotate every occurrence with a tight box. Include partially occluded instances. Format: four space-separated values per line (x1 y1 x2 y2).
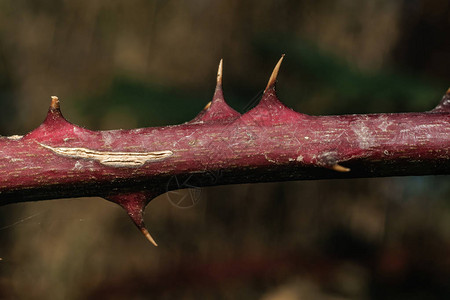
77 78 204 128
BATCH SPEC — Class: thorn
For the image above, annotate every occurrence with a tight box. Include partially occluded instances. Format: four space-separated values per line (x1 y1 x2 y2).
265 54 285 93
105 192 159 247
203 101 212 111
217 59 223 86
331 164 351 172
50 96 60 110
128 211 158 246
188 59 240 123
127 214 158 246
140 226 158 246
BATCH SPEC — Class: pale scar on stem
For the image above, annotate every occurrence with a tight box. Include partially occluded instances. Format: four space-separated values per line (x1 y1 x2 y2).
38 142 173 167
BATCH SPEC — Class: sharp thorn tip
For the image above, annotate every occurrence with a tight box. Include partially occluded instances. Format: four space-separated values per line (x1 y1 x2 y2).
217 59 223 85
203 101 212 110
331 164 351 172
265 55 285 92
141 227 158 246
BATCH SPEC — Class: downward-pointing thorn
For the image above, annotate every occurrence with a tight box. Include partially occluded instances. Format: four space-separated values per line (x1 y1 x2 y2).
217 59 223 86
140 226 158 247
265 54 285 93
105 192 159 247
331 164 351 172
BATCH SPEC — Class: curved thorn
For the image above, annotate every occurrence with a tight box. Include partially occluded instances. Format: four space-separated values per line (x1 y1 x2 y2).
265 54 285 93
50 96 60 110
140 226 158 246
331 164 351 172
217 59 223 86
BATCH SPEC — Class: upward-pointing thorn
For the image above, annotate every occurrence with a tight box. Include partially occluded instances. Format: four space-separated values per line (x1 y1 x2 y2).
217 59 223 86
50 96 60 110
265 54 285 93
188 58 240 124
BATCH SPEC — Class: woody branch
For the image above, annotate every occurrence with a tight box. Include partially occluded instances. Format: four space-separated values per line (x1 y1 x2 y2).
0 56 449 245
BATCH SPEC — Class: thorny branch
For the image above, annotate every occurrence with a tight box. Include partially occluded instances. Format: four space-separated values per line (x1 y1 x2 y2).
0 56 449 245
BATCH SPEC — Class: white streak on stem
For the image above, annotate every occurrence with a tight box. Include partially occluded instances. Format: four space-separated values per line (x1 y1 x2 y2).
38 142 173 167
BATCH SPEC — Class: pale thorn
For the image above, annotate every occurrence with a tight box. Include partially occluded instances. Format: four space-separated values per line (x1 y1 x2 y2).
265 54 285 93
203 101 212 111
217 59 223 85
50 96 60 110
141 227 158 246
331 164 351 172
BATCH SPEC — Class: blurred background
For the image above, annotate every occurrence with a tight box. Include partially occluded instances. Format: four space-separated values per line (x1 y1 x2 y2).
0 0 449 299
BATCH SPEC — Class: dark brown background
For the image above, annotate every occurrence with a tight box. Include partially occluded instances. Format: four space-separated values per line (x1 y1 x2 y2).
0 0 449 299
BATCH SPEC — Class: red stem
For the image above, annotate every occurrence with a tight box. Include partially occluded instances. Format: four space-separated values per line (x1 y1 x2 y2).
0 57 449 244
